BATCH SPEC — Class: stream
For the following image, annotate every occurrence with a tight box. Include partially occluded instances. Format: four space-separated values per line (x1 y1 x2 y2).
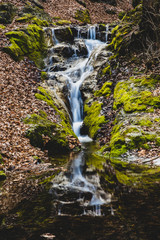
1 25 160 240
48 25 111 216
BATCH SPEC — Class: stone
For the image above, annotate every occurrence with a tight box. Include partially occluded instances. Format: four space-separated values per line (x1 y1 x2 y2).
52 43 75 58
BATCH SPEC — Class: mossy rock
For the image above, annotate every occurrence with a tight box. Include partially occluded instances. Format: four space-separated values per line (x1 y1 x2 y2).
107 4 142 55
22 4 52 23
55 20 71 26
0 3 16 24
41 71 48 81
108 120 160 159
0 24 6 29
113 76 160 113
83 101 106 139
74 9 91 24
0 170 6 181
94 81 112 97
4 24 47 68
109 157 160 187
24 87 79 154
54 27 74 42
16 14 49 27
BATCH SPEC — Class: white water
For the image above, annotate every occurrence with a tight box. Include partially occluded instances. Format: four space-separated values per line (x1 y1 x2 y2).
50 25 111 216
66 26 105 142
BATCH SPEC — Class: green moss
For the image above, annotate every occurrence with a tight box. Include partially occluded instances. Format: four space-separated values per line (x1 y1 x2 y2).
108 156 160 187
101 65 111 76
83 101 106 139
4 24 47 68
16 13 33 23
55 20 71 25
41 71 48 81
24 112 75 154
74 9 91 24
32 17 49 27
0 24 5 29
107 4 142 55
113 77 160 113
137 119 152 127
101 112 160 159
0 170 6 181
94 81 112 97
27 87 79 153
118 11 126 20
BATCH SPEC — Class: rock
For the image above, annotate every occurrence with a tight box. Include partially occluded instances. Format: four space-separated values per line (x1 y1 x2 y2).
4 25 47 68
74 39 88 56
81 45 111 99
52 43 75 58
0 3 16 24
74 9 91 24
54 27 74 43
33 0 44 9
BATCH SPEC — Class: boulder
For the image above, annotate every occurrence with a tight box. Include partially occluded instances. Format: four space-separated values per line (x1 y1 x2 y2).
0 3 16 24
52 43 75 58
54 27 74 43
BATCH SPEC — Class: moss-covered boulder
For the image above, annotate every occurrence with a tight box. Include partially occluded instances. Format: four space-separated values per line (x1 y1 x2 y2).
0 24 6 30
108 4 142 55
94 81 112 97
21 4 52 23
98 74 160 160
83 101 106 139
16 14 49 27
4 24 47 68
0 3 16 24
24 87 80 154
74 9 91 24
55 20 71 26
54 27 74 43
113 76 160 113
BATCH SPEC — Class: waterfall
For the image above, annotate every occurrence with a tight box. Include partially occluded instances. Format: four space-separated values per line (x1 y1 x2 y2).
87 25 96 40
52 28 59 44
49 25 111 216
106 24 109 42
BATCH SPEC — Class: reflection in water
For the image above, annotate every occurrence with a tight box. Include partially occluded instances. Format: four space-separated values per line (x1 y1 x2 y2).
51 144 111 216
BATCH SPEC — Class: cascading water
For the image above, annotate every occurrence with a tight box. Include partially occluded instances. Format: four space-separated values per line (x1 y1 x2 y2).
66 25 104 142
48 25 111 216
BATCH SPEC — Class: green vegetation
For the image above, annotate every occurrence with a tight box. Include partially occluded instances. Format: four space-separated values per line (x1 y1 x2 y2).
94 81 112 97
0 170 6 181
0 24 6 29
55 20 71 25
113 76 160 113
108 4 142 55
4 24 47 68
83 101 106 139
24 87 78 154
74 9 91 24
103 119 160 158
41 71 48 81
109 158 160 187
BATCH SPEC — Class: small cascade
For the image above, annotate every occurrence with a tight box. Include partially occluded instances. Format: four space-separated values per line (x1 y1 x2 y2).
47 25 111 216
87 25 96 40
105 24 109 42
52 28 59 44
